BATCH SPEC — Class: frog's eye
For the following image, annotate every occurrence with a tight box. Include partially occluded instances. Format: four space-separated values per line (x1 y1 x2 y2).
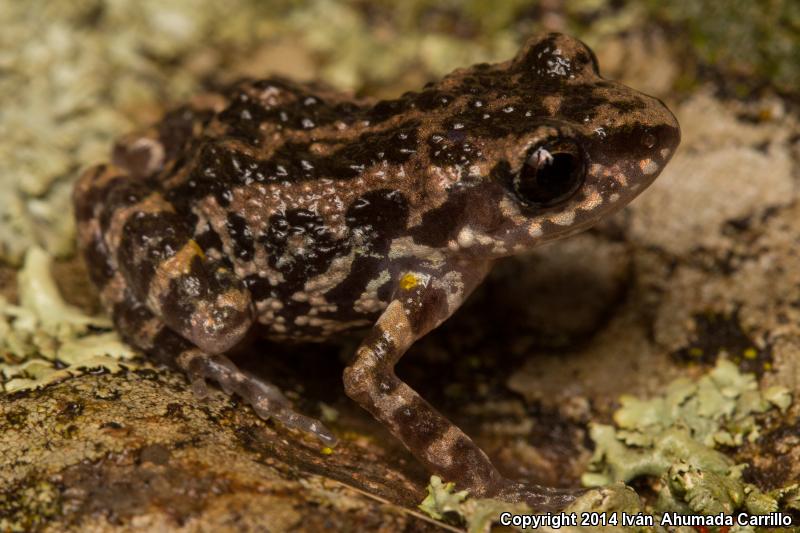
513 139 586 207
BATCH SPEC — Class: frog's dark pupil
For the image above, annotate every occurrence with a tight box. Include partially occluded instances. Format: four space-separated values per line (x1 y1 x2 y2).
515 141 585 207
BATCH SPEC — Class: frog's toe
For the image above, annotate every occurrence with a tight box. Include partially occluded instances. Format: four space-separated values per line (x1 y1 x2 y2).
181 351 337 446
244 371 338 447
494 480 587 512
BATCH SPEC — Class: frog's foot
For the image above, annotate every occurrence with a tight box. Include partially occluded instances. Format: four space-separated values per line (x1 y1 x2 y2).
493 480 587 512
178 350 337 447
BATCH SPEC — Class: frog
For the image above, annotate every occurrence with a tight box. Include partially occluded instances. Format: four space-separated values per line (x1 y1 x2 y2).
73 33 680 510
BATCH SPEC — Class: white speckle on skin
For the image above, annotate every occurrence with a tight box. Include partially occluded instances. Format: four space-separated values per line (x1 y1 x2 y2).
354 270 391 314
528 222 543 238
640 159 659 175
456 227 475 248
609 193 620 203
498 196 526 225
577 188 603 211
474 232 496 246
548 209 576 226
660 148 671 159
433 271 464 314
309 295 327 307
388 237 446 267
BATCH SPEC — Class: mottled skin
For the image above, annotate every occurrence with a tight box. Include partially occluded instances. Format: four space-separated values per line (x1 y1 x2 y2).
74 34 680 509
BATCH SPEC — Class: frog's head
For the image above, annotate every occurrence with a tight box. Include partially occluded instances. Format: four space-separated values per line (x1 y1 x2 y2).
457 33 680 253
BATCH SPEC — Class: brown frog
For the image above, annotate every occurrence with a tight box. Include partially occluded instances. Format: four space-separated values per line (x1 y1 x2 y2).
74 33 680 509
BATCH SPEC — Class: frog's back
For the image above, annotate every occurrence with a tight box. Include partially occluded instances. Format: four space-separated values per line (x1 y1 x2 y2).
92 33 679 344
136 78 433 341
126 75 502 341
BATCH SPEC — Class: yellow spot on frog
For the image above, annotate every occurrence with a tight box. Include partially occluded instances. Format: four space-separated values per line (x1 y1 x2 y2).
321 447 333 455
400 273 418 291
688 347 704 358
163 239 206 275
743 347 757 360
188 239 205 260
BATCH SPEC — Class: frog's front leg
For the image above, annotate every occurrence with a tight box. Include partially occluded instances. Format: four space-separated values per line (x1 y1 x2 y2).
343 262 582 510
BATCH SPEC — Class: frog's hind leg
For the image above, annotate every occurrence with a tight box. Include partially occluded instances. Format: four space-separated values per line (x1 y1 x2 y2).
74 163 253 354
112 286 336 445
74 165 335 445
343 265 584 511
177 348 337 445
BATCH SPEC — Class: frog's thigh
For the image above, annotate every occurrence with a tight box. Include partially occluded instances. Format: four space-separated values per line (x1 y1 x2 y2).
343 266 583 509
74 164 253 354
102 269 335 445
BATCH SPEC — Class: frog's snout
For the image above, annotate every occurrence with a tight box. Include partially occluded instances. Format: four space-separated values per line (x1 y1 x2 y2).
640 98 681 161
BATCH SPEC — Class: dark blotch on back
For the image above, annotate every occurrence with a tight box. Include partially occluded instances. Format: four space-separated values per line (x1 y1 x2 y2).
333 120 420 170
195 225 224 253
169 119 420 208
410 183 506 248
324 190 409 316
344 189 410 245
226 213 255 262
428 127 482 166
243 274 273 302
217 90 273 146
157 105 215 162
218 78 366 144
263 209 350 290
118 211 189 297
98 179 152 234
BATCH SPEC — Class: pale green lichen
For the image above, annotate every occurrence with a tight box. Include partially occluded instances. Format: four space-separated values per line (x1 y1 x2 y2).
419 475 643 533
418 475 471 522
0 0 271 265
643 0 800 96
0 248 139 393
585 359 795 522
606 359 788 451
420 361 796 532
